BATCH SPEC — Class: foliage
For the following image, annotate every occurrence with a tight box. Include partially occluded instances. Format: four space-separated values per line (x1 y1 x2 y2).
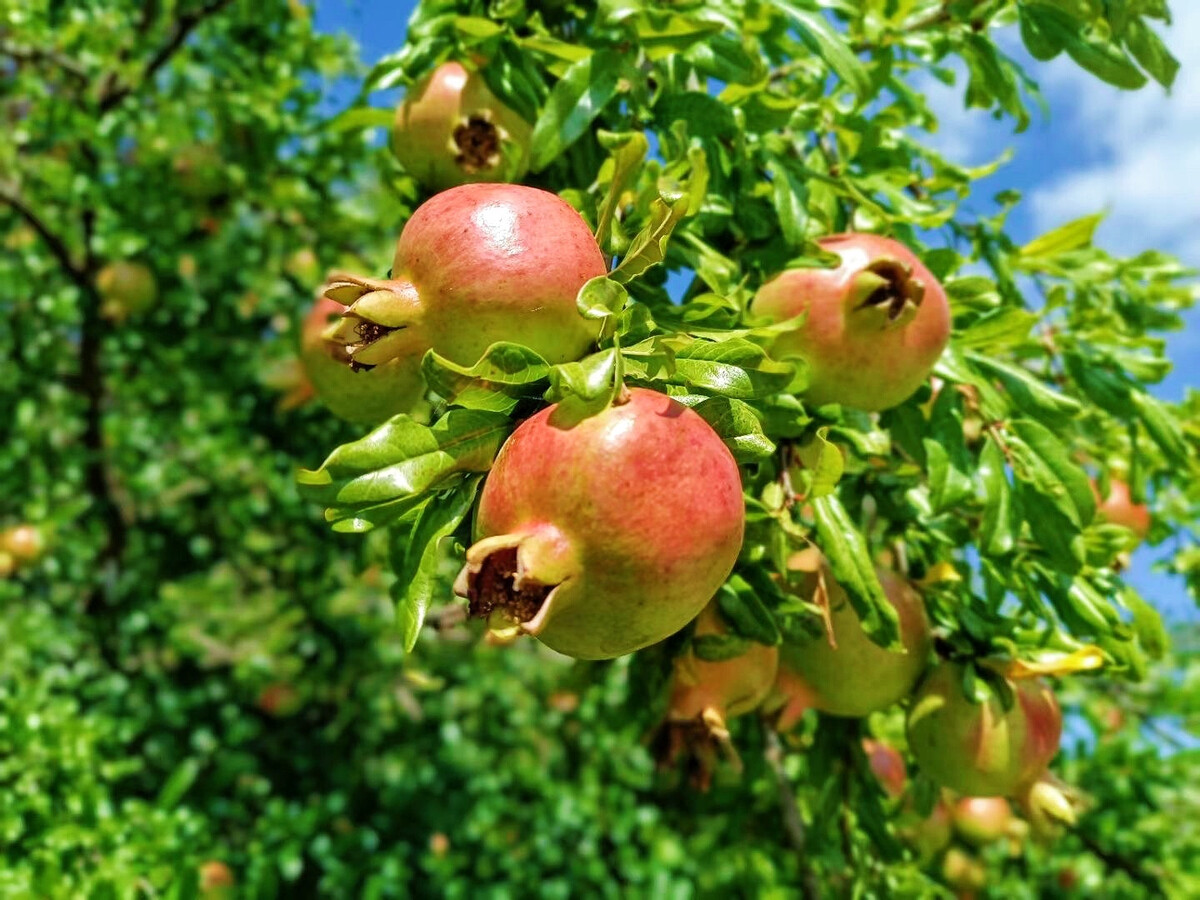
1 0 1198 897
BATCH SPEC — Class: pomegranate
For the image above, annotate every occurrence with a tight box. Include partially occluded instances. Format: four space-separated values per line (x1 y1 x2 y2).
1092 478 1151 541
750 234 950 411
780 555 931 717
324 183 605 371
1 524 44 563
392 61 532 191
173 144 225 201
952 796 1013 847
668 602 779 729
198 860 235 894
862 738 907 798
907 664 1061 798
903 798 953 861
941 847 986 894
454 388 744 659
299 295 424 426
765 655 820 732
255 682 301 717
95 261 157 320
0 551 14 578
1019 774 1078 841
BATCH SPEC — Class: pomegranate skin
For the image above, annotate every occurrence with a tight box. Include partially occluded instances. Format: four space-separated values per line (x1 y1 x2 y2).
326 184 605 372
1093 478 1151 540
1015 678 1063 785
863 739 907 798
392 61 532 191
456 388 745 660
96 261 157 320
299 296 423 426
668 603 779 724
750 234 950 411
766 657 821 732
783 561 931 717
953 796 1013 847
907 663 1054 798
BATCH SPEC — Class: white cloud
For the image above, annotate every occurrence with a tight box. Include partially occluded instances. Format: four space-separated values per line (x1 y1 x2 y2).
1028 7 1200 267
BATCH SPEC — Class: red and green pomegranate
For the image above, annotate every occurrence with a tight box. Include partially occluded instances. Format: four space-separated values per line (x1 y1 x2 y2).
863 738 907 798
392 61 532 191
668 603 779 729
952 795 1013 847
455 388 745 660
906 663 1062 797
96 261 157 320
750 234 950 411
299 295 424 426
1093 478 1151 542
324 183 605 371
779 554 931 717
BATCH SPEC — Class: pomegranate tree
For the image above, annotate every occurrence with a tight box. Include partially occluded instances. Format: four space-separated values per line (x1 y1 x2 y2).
324 183 605 371
96 261 157 320
750 234 950 411
392 61 532 191
780 555 931 717
454 388 744 659
907 663 1062 798
299 295 424 426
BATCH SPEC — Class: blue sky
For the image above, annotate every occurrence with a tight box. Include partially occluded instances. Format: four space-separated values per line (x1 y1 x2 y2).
314 1 1197 622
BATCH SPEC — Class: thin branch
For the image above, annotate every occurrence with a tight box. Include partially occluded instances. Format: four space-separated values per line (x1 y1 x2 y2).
764 727 820 900
98 0 235 113
0 184 88 288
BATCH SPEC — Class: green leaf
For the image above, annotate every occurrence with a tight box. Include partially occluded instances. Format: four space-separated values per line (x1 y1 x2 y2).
575 276 629 323
422 343 552 414
794 427 843 499
631 12 723 60
811 495 899 649
453 15 505 40
957 307 1039 350
1019 5 1067 60
693 632 753 662
393 476 481 652
655 92 738 140
545 349 621 421
978 437 1016 556
530 51 626 172
688 396 776 462
767 154 809 249
1019 214 1104 258
968 353 1082 423
594 131 649 252
611 193 691 284
669 338 795 399
1020 486 1085 574
1006 419 1096 527
326 106 396 133
1124 588 1168 659
1130 391 1190 467
769 1 870 101
1063 29 1148 89
296 410 511 532
717 574 782 645
683 35 766 84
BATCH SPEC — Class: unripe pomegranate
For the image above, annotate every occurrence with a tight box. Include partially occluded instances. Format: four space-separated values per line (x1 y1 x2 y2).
173 144 225 201
750 234 950 411
941 847 986 894
198 860 235 895
1092 478 1151 541
952 796 1013 847
781 555 931 717
455 388 744 659
1 524 45 563
668 603 779 728
907 664 1061 798
96 261 157 320
324 183 605 371
392 62 532 191
300 295 424 426
863 738 907 798
903 798 953 861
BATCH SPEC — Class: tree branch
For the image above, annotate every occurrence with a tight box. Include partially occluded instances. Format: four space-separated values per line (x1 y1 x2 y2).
764 727 820 900
98 0 235 113
0 184 89 289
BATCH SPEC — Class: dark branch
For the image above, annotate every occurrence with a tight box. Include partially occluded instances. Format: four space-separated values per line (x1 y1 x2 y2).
98 0 235 113
764 727 820 900
0 184 89 288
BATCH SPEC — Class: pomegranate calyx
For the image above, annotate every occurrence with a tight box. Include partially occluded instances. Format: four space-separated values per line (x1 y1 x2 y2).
451 112 506 174
849 257 926 327
321 274 426 370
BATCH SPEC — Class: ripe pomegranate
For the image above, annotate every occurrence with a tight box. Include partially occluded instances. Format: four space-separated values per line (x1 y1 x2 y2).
941 847 986 894
1 524 44 563
668 603 779 729
454 388 744 659
96 261 157 320
324 183 605 371
750 234 950 411
392 61 532 191
863 738 907 798
952 796 1013 847
906 663 1061 797
198 860 235 895
780 555 931 717
1092 478 1151 541
299 295 424 426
